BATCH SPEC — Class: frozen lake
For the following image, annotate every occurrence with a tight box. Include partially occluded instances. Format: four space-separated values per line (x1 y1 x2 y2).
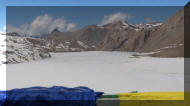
7 51 184 93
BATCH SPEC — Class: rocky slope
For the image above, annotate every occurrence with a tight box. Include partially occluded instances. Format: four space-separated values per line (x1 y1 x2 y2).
5 34 51 64
98 8 184 58
43 25 108 52
138 9 184 57
43 12 183 57
43 21 162 53
97 21 162 51
5 8 184 58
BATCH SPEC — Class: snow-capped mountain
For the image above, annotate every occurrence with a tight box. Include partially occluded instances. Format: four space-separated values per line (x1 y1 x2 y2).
97 21 163 52
6 35 51 64
43 21 163 52
100 21 162 31
5 8 184 58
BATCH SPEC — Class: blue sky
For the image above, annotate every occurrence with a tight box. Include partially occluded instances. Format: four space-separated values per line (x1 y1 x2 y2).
0 0 189 33
7 7 182 28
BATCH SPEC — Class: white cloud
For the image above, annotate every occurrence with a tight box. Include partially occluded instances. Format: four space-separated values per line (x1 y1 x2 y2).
7 14 77 36
7 24 29 35
99 12 133 26
66 23 77 31
28 14 52 35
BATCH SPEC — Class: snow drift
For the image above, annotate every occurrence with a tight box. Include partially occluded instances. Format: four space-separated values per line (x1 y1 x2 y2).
6 51 184 93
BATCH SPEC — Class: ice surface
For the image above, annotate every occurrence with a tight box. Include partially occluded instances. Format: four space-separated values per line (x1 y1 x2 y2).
6 51 184 93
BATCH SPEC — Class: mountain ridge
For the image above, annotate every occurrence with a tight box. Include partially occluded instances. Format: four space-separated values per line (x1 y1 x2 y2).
6 8 184 57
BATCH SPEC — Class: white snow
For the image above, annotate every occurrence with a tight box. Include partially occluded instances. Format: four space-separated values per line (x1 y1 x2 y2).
121 21 129 28
134 28 141 32
156 43 184 51
77 40 89 49
134 22 163 31
152 23 163 27
64 41 70 44
6 36 50 64
56 43 65 49
146 23 163 27
6 51 184 93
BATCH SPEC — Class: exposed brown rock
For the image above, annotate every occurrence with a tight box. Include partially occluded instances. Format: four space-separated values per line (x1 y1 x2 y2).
41 8 184 57
139 9 184 57
97 21 161 52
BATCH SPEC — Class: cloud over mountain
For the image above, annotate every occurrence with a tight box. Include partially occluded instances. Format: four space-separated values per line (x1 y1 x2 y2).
99 12 133 26
7 14 77 36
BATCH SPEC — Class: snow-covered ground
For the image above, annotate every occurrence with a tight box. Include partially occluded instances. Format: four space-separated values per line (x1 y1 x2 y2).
6 51 184 93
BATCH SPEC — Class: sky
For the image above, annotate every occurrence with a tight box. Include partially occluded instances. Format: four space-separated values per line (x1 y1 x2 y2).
6 6 183 35
0 0 189 34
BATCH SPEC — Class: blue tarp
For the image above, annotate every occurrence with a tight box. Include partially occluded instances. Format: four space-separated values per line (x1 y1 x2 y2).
0 91 6 106
0 86 103 106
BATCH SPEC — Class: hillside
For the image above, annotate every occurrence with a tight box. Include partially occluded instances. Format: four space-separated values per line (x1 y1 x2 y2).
6 8 184 58
43 8 184 57
139 9 184 57
6 34 51 64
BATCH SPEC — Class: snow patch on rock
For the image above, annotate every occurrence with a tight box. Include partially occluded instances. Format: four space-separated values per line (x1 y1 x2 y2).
77 40 89 49
6 36 51 64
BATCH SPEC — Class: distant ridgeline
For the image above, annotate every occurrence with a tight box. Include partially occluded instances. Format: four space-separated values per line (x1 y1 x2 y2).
7 7 184 57
5 7 184 65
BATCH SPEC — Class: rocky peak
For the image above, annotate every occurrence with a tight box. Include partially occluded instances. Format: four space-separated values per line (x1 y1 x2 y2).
102 21 129 29
6 32 21 37
82 24 101 31
112 21 129 26
51 28 61 34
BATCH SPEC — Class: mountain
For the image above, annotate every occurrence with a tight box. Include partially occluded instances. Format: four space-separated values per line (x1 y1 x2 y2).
7 8 183 57
97 8 184 58
138 9 184 57
97 21 162 51
6 35 51 64
43 24 108 52
43 21 163 53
